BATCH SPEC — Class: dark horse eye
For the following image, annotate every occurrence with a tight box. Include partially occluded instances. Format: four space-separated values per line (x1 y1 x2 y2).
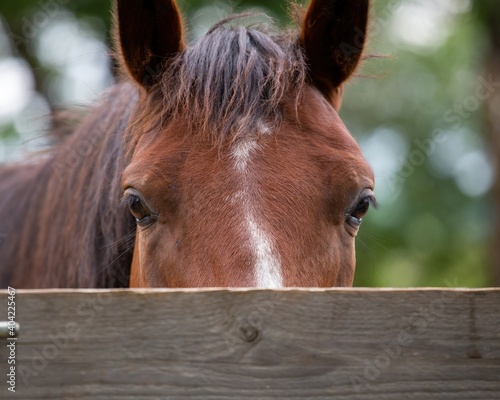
124 190 157 227
346 195 376 229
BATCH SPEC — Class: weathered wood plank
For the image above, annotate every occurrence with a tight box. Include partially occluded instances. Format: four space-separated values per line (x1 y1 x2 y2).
0 289 499 399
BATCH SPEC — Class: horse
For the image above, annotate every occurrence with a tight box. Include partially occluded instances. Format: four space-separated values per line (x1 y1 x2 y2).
0 0 375 289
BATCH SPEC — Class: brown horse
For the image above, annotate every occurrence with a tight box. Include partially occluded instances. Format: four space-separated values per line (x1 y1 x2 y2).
0 0 375 288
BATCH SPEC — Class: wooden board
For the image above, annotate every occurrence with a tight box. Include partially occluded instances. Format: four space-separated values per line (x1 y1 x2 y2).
0 288 499 399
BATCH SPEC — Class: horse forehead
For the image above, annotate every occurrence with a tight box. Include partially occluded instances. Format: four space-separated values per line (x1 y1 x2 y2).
293 86 374 181
294 86 353 139
127 126 372 190
127 84 373 186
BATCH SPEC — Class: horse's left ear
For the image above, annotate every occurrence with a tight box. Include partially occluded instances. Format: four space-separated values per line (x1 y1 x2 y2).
114 0 185 90
300 0 369 109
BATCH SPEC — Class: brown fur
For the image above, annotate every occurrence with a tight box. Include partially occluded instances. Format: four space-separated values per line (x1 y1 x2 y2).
0 0 374 288
124 86 373 287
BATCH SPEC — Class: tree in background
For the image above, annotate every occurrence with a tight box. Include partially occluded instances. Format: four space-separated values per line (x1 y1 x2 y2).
0 0 496 287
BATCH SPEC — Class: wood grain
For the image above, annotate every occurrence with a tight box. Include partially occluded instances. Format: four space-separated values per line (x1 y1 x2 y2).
0 289 499 399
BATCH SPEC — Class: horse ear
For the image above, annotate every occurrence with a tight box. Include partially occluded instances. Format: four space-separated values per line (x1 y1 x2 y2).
115 0 185 89
300 0 369 107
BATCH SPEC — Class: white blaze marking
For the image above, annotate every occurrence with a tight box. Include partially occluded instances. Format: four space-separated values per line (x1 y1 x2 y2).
233 139 258 173
231 138 283 288
246 212 283 288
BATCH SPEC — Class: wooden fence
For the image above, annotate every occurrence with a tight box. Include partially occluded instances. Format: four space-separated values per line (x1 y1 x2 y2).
0 288 499 399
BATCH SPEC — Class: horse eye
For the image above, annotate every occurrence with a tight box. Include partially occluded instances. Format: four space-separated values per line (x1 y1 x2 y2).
124 191 156 227
346 195 375 229
352 198 371 220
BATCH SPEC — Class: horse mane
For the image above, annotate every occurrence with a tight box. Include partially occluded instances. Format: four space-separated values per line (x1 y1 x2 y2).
133 14 308 147
0 83 138 288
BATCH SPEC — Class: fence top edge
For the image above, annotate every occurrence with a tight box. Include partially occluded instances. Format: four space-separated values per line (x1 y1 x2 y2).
1 287 499 295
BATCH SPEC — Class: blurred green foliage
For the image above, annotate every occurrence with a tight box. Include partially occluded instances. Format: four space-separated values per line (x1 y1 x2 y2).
0 0 495 287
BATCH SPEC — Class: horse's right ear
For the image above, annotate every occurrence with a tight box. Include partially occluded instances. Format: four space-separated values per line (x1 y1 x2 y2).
114 0 185 90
